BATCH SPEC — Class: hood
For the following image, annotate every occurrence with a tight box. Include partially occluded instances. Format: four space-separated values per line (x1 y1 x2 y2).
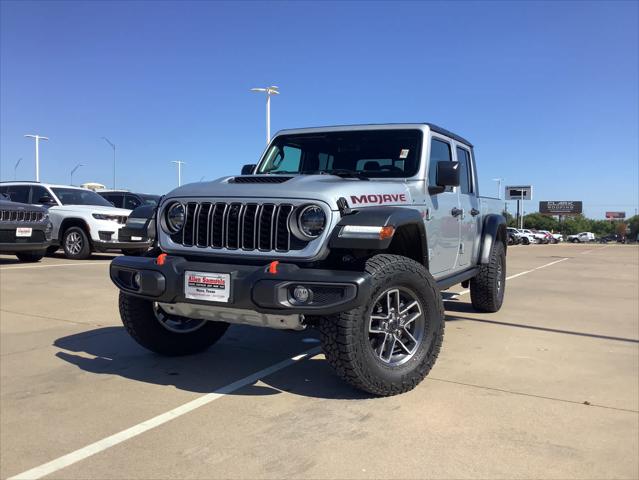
50 204 132 215
0 199 47 212
164 175 414 210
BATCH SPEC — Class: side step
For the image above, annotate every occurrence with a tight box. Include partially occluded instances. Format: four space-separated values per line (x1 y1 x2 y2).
436 267 478 291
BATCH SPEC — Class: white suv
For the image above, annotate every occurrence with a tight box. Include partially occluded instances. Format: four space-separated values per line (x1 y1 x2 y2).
0 182 135 259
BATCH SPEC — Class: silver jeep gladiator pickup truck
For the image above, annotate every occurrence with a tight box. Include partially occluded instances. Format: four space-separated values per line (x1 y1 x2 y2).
110 123 507 396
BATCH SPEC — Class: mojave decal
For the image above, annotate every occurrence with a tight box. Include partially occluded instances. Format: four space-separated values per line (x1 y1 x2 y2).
350 192 411 206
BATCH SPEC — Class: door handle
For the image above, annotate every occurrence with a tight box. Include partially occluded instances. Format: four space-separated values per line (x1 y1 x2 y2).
470 208 480 217
451 207 464 218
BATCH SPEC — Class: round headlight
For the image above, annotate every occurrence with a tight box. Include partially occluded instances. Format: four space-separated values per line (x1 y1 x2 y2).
165 203 185 233
297 205 326 239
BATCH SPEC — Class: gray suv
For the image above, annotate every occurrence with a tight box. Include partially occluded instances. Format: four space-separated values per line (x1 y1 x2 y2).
110 123 507 396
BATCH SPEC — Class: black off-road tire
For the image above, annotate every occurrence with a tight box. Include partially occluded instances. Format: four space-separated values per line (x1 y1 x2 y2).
119 292 229 356
15 251 44 262
470 241 506 313
317 254 445 396
62 226 92 260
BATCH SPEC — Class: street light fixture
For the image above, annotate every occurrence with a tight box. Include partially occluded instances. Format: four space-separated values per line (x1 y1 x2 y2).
24 135 49 181
14 158 22 180
70 163 85 186
101 137 116 189
171 160 185 186
250 85 280 144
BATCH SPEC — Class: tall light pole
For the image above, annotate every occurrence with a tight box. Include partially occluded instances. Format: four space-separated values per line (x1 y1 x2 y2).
14 158 22 180
171 161 185 186
70 163 84 185
101 137 116 189
24 134 49 181
250 85 279 144
492 178 503 199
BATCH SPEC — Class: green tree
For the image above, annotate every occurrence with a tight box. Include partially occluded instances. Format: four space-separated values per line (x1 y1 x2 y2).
590 220 615 236
562 215 592 235
522 213 559 231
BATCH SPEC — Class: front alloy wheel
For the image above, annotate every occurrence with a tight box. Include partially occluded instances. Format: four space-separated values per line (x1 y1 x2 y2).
368 288 425 366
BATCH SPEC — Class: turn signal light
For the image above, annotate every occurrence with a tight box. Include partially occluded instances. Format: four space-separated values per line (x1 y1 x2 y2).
379 226 395 240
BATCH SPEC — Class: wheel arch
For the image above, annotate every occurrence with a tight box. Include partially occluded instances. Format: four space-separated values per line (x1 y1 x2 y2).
328 207 428 267
478 214 507 264
59 217 92 243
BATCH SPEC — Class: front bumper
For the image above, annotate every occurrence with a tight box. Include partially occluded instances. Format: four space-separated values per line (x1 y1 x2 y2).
110 255 371 315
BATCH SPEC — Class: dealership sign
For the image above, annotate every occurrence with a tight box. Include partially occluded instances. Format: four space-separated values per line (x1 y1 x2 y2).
505 185 533 200
539 201 583 215
605 211 626 219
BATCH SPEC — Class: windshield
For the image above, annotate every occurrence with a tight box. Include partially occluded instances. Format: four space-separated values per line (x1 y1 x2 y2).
52 188 114 207
256 129 423 178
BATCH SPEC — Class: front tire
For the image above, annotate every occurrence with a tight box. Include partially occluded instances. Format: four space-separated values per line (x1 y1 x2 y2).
470 241 506 313
62 227 91 260
119 292 229 356
15 251 44 262
318 254 445 396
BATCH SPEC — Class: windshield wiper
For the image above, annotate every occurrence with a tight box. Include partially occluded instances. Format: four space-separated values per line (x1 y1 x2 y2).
323 169 370 180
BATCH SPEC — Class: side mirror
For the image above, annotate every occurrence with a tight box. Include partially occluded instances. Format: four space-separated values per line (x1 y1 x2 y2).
241 164 256 175
38 195 56 205
428 161 460 195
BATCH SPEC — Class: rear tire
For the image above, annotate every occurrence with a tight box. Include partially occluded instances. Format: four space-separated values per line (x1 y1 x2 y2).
15 251 44 262
470 241 506 313
62 226 91 260
119 292 229 356
522 237 530 245
318 254 445 396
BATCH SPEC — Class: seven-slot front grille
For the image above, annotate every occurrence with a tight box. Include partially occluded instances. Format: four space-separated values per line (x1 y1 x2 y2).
0 210 45 222
171 202 307 252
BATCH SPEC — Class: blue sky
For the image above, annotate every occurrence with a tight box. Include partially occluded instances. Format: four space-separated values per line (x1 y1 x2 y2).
1 0 637 218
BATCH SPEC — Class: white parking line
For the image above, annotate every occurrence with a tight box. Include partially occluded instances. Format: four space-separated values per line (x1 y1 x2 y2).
450 257 570 298
8 347 322 480
0 262 109 271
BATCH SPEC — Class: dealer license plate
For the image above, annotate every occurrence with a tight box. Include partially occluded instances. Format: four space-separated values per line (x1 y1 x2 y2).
16 227 32 238
184 271 230 303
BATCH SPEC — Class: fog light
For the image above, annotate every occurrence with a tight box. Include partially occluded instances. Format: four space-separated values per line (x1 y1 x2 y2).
132 272 141 289
293 285 311 303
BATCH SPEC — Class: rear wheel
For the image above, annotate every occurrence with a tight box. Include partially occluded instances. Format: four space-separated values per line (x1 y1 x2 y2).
522 237 530 245
318 254 445 396
470 241 506 313
119 292 229 356
15 251 44 262
62 227 91 260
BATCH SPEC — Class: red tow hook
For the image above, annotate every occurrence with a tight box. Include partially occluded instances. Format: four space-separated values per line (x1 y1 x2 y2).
268 260 279 274
156 253 168 266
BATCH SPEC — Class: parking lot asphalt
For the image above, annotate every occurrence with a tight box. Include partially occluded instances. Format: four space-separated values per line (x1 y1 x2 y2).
1 244 638 480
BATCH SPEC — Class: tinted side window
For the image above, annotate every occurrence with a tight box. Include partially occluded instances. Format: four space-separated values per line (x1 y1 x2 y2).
428 139 452 189
125 194 141 210
30 186 50 204
456 147 472 194
102 193 123 208
6 185 30 203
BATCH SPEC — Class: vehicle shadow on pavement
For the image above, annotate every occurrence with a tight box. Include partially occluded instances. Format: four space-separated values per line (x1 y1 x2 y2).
53 326 370 400
443 301 639 343
48 252 118 261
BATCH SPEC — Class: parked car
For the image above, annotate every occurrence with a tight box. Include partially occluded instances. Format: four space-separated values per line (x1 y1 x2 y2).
598 233 625 243
567 232 595 243
537 230 558 244
516 228 536 245
507 227 522 245
529 229 550 244
110 122 509 396
116 204 157 255
98 190 160 210
0 182 136 259
0 193 52 261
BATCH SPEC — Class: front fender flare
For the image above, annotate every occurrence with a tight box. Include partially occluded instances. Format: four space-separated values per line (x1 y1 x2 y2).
479 214 507 264
329 207 427 260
